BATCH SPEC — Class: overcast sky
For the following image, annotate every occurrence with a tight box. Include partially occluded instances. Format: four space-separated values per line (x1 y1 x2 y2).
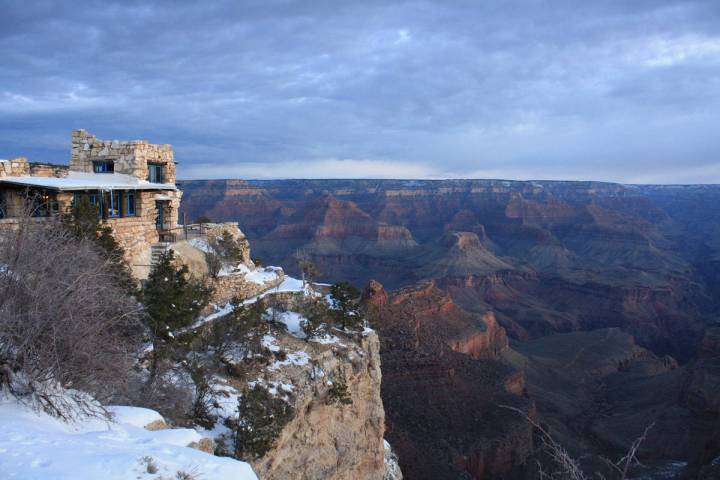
1 0 719 183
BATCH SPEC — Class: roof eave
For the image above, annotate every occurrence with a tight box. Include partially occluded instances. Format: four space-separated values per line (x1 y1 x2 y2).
0 180 177 192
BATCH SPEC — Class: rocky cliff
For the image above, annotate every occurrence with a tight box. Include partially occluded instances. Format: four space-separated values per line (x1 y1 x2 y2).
365 281 532 479
163 222 394 480
177 178 720 478
250 326 387 480
178 179 720 361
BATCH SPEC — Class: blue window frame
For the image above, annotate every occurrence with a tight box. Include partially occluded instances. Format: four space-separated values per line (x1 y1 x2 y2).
0 190 5 218
148 163 165 183
87 193 103 218
126 192 136 216
156 201 164 229
93 160 114 173
108 191 121 218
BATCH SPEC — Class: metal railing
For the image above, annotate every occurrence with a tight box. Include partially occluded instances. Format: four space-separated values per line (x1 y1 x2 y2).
157 222 212 243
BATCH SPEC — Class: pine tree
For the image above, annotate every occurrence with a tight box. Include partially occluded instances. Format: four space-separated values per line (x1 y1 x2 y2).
141 250 211 380
301 299 328 340
326 379 353 406
330 282 362 330
63 195 135 292
235 385 293 460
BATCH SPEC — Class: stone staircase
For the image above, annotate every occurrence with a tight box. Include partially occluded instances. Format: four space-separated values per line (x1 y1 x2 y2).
150 243 170 266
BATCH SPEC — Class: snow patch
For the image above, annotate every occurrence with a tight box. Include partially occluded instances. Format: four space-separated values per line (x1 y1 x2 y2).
265 309 307 339
262 334 281 353
244 267 280 285
107 406 164 429
268 350 311 370
188 238 211 253
0 398 257 480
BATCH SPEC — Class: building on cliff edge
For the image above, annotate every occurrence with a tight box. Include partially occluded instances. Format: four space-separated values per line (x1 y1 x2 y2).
0 129 182 279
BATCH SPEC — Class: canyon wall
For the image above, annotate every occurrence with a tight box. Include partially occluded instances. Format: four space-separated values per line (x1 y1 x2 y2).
251 330 387 480
179 179 720 361
178 178 720 478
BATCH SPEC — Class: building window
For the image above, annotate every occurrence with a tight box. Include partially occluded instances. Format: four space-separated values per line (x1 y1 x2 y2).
148 163 165 183
109 191 121 218
93 160 114 173
29 190 50 217
0 190 5 218
88 193 103 218
126 192 136 216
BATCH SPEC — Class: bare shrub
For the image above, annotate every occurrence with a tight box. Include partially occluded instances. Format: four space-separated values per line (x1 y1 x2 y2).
139 456 159 474
205 250 223 279
295 248 320 287
502 406 654 480
0 215 143 418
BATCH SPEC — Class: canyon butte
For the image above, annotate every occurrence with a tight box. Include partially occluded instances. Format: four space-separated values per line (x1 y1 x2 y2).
179 178 720 479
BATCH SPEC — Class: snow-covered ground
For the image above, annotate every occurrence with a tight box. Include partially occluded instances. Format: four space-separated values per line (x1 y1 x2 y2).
265 309 307 338
188 238 211 253
0 399 257 480
192 274 308 329
244 266 281 284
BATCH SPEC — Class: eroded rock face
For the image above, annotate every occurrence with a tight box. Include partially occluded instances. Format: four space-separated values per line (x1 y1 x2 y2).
170 222 285 304
362 280 388 307
178 179 720 361
446 312 508 360
372 280 532 480
250 331 387 480
509 327 720 478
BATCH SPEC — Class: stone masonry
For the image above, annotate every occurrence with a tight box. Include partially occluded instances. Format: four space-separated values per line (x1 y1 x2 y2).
71 129 177 184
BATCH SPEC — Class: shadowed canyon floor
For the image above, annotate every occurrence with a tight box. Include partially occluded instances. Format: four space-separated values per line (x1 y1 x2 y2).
180 179 720 478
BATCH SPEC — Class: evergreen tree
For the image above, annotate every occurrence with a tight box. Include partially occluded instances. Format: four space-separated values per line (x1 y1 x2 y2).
326 379 353 406
141 250 211 380
235 385 293 460
301 299 328 340
63 195 135 292
330 282 362 330
214 230 243 263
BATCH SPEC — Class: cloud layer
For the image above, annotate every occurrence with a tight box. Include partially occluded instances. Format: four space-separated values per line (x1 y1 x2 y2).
1 0 719 183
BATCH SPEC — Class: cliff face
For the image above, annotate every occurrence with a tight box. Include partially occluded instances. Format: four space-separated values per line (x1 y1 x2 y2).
164 224 392 480
366 281 532 480
507 327 720 478
178 179 720 361
177 178 720 478
251 330 386 480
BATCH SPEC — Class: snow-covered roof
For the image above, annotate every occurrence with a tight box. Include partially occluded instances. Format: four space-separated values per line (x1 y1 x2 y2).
0 171 176 191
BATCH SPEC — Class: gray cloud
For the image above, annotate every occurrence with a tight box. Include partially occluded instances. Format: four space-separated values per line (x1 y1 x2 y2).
1 0 719 183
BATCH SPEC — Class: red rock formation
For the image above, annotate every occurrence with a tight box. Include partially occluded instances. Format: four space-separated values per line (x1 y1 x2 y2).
176 179 720 478
362 279 388 307
371 280 533 479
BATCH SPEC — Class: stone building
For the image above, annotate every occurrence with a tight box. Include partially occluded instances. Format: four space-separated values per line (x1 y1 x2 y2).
0 129 182 278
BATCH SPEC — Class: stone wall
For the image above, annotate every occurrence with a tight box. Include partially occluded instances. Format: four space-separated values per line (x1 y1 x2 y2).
169 222 283 303
204 222 252 265
70 129 177 183
211 267 284 304
29 163 69 178
48 189 178 279
0 157 30 177
108 190 179 279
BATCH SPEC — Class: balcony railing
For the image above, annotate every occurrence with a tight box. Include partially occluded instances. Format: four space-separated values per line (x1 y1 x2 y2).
157 223 212 243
